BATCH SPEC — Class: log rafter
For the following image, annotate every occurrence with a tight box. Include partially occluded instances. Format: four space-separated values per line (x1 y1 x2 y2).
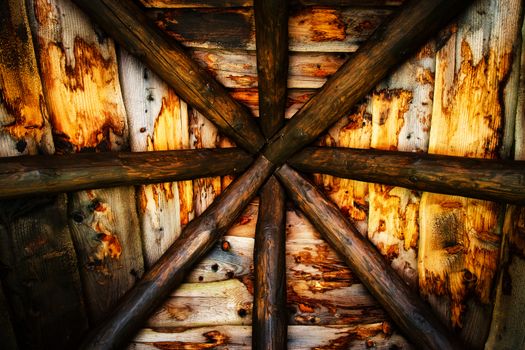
5 0 515 348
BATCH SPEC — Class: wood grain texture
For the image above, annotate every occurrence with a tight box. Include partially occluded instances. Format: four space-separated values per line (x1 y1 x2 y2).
0 149 252 200
277 165 462 350
263 0 473 165
417 1 523 347
119 48 193 267
289 147 525 204
139 0 404 8
71 0 265 153
486 12 525 350
79 155 275 350
27 0 145 324
130 324 411 350
150 7 392 52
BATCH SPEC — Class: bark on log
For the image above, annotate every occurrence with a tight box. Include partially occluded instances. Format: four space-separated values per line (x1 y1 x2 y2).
0 149 252 199
276 165 462 350
71 0 265 154
79 155 275 350
262 0 473 165
289 147 525 204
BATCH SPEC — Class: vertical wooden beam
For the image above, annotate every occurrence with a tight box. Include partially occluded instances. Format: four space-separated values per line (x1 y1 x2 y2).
253 0 288 348
276 165 461 350
79 155 275 350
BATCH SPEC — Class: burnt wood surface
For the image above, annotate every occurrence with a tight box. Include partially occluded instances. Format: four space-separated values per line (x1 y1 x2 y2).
78 155 275 350
0 149 252 199
71 0 265 154
254 0 288 139
290 147 525 204
262 0 473 165
276 165 462 350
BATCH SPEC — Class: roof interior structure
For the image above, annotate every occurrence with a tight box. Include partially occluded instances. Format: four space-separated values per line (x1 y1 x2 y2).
0 0 524 349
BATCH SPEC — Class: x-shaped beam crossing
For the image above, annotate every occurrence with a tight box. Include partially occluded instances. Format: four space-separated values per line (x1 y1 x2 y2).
69 0 476 349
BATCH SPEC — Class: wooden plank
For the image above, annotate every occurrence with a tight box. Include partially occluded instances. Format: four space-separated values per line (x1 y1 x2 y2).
0 1 88 348
485 11 525 350
0 285 18 350
79 155 275 350
139 0 404 8
277 165 461 350
0 149 253 200
262 0 473 165
289 147 525 204
150 7 392 52
119 48 193 267
71 0 265 154
27 0 145 323
191 50 348 89
130 324 412 350
418 1 523 348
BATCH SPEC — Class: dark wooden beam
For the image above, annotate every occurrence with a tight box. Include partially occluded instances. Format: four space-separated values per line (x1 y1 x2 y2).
263 0 473 165
290 147 525 204
253 176 287 350
252 0 288 349
0 149 252 199
79 155 275 350
71 0 265 154
276 165 462 350
254 0 288 139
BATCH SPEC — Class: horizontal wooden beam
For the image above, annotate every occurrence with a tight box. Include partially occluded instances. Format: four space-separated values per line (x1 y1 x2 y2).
71 0 265 154
139 0 404 8
263 0 473 165
289 147 525 204
0 149 252 199
276 165 462 350
79 155 275 350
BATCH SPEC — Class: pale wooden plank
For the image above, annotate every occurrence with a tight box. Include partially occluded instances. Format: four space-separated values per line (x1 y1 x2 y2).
418 0 523 347
367 43 436 289
27 0 144 323
118 48 193 267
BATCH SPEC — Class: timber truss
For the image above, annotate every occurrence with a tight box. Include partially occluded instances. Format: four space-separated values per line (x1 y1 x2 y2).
1 0 525 349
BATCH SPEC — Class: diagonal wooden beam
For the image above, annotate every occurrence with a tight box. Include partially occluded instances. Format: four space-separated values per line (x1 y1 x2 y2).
0 149 252 199
252 0 288 348
71 0 265 154
262 0 474 165
289 147 525 204
79 155 275 350
276 165 462 350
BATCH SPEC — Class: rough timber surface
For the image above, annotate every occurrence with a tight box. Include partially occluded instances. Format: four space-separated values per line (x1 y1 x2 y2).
27 0 144 323
417 0 523 348
119 48 194 267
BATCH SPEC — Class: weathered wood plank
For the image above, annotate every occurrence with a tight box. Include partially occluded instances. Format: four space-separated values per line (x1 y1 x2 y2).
277 165 461 350
0 149 252 200
0 1 88 348
27 0 145 323
290 147 525 204
191 50 348 89
119 48 193 267
79 155 275 350
150 7 392 52
130 324 412 350
72 0 265 153
263 0 473 165
367 43 435 289
485 11 525 350
418 1 523 348
139 0 404 8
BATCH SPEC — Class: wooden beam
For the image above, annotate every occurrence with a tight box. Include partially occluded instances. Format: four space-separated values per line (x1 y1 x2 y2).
0 149 252 199
78 155 275 350
254 0 288 139
71 0 265 154
139 0 405 8
252 0 288 349
262 0 473 165
289 147 525 204
276 165 462 350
